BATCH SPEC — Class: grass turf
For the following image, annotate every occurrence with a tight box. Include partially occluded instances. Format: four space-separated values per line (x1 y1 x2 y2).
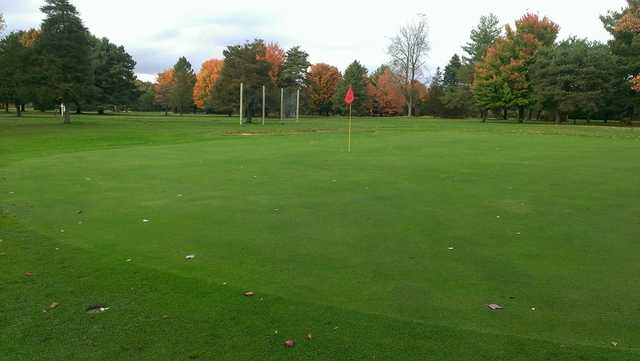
1 112 639 360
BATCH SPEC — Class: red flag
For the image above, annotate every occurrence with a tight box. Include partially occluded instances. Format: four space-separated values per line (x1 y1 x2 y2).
344 86 355 105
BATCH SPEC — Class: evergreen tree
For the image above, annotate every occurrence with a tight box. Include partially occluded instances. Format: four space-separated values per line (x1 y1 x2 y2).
35 0 93 122
211 40 271 121
463 14 502 63
278 46 310 89
473 13 559 121
601 0 640 123
423 68 445 116
90 36 139 113
133 80 157 112
442 54 462 88
0 31 37 117
530 38 622 122
171 57 196 115
334 60 369 115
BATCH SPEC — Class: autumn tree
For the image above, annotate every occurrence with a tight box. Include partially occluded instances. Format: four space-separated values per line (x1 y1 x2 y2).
193 59 223 111
474 13 559 121
602 0 640 122
334 60 369 115
262 42 285 83
307 63 341 115
154 69 175 116
35 0 93 122
211 39 271 121
388 17 430 116
412 80 429 116
367 66 405 116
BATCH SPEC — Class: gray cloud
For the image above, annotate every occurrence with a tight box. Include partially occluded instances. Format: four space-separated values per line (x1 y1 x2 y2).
1 0 625 80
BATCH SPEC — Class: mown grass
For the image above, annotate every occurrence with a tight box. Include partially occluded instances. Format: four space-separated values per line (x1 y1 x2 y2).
1 112 639 360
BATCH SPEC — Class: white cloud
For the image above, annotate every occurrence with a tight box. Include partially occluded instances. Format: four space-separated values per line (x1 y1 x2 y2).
1 0 625 80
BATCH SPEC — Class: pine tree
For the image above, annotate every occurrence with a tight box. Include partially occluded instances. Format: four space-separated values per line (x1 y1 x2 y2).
278 46 310 89
334 60 369 115
91 36 139 113
463 14 502 63
442 55 462 88
171 57 196 115
35 0 93 122
211 40 271 121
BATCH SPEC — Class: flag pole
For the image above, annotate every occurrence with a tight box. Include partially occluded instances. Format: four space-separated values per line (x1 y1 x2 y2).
348 103 352 153
239 82 244 125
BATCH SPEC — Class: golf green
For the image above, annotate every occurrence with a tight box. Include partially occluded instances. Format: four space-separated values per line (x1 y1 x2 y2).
1 112 639 360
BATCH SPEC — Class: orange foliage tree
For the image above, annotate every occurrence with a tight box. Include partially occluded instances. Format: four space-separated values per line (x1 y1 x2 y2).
610 1 640 92
154 69 175 115
474 13 559 120
261 42 285 83
411 80 429 115
307 63 342 115
368 68 406 116
193 59 223 110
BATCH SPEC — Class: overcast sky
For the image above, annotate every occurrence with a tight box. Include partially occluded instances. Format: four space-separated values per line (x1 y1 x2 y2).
1 0 625 82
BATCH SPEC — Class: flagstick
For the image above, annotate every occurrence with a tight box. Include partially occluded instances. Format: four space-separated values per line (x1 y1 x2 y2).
348 103 352 153
239 82 243 125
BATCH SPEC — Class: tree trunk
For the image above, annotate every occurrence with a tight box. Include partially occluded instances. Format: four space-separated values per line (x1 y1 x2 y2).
554 110 560 124
20 103 25 112
408 93 413 117
15 101 21 117
63 111 71 124
527 109 533 122
503 107 508 120
481 110 487 123
518 107 524 123
5 102 9 113
75 102 81 114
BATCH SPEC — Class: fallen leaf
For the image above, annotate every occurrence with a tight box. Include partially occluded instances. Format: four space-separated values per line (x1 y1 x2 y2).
24 272 33 277
488 304 504 310
244 291 255 297
49 302 59 309
284 339 295 348
306 333 313 341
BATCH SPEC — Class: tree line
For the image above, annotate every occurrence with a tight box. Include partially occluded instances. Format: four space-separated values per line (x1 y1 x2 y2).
427 2 640 124
2 0 640 124
0 0 140 122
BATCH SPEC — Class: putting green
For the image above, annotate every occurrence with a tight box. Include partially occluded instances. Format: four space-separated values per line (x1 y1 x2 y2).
1 113 639 360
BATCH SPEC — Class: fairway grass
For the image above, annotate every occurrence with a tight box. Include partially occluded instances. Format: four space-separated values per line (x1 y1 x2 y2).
1 112 639 360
